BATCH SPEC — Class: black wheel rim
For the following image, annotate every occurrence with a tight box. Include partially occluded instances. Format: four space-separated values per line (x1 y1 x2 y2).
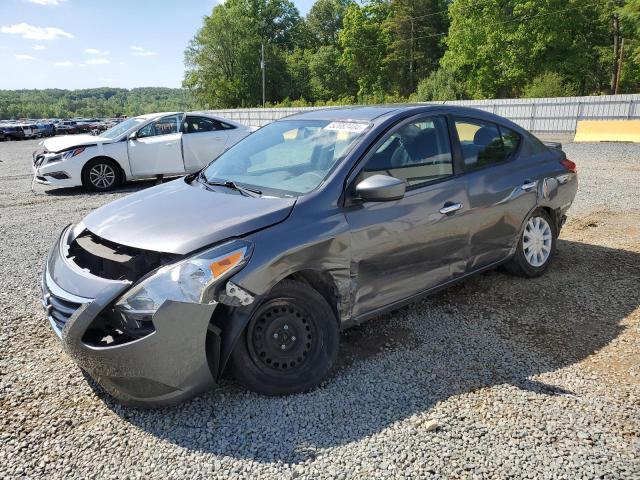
247 300 318 373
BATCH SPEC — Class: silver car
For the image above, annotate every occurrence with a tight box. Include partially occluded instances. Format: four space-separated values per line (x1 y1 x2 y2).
41 105 578 406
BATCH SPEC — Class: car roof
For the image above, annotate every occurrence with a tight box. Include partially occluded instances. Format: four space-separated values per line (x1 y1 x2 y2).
283 104 525 131
285 106 409 122
135 112 180 120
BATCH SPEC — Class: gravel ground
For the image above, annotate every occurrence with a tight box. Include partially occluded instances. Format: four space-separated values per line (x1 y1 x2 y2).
0 139 638 479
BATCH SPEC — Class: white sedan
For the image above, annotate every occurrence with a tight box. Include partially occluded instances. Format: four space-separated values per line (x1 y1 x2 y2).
32 112 252 191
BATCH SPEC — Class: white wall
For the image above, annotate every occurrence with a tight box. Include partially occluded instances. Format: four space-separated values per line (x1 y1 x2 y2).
207 93 640 133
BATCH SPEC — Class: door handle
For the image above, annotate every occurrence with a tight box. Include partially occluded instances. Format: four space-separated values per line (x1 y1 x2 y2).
521 180 538 191
214 136 224 140
439 202 463 214
164 141 176 146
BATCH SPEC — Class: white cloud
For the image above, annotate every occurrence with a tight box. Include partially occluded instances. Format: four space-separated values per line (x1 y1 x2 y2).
32 44 47 50
26 0 67 5
1 23 73 40
86 58 109 65
53 60 73 67
85 48 109 55
131 45 157 56
15 54 37 61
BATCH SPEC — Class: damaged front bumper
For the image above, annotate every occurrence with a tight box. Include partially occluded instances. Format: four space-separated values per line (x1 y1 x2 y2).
42 226 221 407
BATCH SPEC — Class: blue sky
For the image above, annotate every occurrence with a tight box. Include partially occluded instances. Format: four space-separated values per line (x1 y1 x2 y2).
0 0 315 90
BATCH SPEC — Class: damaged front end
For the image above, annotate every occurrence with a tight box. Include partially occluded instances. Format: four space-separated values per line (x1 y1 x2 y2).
42 224 256 406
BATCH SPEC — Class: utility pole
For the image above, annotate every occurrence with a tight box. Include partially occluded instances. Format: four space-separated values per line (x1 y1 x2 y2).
611 14 620 94
615 38 625 94
261 43 266 107
409 17 414 91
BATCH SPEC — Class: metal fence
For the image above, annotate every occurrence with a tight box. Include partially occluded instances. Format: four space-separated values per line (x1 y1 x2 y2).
207 93 640 133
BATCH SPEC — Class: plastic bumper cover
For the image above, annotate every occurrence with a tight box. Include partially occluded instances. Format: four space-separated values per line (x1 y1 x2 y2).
42 226 219 407
32 164 78 187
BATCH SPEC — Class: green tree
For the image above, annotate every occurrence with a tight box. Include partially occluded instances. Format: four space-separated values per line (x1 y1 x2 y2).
522 72 578 98
618 0 640 92
442 0 612 99
340 0 391 97
307 0 353 45
410 68 466 101
309 45 358 101
383 0 449 96
184 0 303 108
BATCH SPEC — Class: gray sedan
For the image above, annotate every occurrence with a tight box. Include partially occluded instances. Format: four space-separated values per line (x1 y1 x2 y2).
40 105 578 406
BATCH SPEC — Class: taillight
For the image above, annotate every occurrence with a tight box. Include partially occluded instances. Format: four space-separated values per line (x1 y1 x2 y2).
560 158 576 173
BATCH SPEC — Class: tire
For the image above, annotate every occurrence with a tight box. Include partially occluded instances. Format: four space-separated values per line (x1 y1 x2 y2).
230 279 340 395
505 208 557 277
81 157 122 192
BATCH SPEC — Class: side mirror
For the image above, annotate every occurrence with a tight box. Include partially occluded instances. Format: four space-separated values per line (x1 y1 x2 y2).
355 174 406 202
128 131 138 140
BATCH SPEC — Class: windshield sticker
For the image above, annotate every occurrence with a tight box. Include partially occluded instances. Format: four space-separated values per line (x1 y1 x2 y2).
323 122 368 133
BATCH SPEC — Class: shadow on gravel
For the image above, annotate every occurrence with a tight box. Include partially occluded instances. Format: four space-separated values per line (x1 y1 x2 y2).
42 179 158 197
102 239 639 464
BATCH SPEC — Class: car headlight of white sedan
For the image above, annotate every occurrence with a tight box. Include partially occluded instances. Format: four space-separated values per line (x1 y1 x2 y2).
45 147 86 165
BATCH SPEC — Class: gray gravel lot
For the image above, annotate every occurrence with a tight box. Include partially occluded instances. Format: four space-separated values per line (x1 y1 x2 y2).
1 139 639 479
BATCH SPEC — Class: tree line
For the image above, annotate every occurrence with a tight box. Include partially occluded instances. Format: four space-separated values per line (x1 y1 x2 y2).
184 0 640 107
0 88 193 120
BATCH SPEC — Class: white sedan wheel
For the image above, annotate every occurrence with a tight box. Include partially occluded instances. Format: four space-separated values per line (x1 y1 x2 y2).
522 216 553 267
89 163 116 189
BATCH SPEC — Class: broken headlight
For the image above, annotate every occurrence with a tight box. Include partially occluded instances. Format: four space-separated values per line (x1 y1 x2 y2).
114 239 252 325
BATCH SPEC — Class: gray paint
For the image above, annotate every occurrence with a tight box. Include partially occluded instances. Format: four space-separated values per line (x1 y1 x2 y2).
82 177 296 254
355 174 407 202
41 105 578 406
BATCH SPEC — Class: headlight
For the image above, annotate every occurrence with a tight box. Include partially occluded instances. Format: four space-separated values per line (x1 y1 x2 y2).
114 239 252 324
61 146 86 159
44 153 62 164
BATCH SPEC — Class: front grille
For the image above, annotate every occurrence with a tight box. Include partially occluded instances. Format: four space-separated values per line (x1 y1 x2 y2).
42 270 92 335
67 229 177 282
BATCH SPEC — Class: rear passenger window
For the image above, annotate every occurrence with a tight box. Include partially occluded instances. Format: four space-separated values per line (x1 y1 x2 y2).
362 116 453 187
500 126 521 158
454 119 507 170
184 116 218 133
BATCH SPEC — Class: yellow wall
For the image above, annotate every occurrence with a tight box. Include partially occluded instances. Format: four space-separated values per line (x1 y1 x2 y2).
574 120 640 143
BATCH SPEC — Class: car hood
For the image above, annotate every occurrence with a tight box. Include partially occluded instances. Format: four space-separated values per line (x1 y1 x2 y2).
81 178 296 255
43 134 108 152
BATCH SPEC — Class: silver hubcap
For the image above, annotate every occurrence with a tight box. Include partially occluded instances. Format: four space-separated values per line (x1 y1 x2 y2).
89 163 115 189
523 216 552 267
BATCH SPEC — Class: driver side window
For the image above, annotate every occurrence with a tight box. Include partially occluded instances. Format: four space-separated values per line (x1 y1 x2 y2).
361 116 453 188
137 114 182 138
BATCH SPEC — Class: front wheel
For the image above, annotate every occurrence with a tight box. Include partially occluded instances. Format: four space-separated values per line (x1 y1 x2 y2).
82 158 122 191
230 280 340 395
505 209 557 277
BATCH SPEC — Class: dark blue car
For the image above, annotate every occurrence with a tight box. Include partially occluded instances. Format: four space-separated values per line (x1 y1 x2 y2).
36 122 55 137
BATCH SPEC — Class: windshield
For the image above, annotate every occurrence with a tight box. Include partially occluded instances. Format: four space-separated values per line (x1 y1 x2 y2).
202 119 369 195
99 117 146 140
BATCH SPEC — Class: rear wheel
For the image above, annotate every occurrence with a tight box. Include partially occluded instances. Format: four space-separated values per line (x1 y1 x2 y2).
230 280 340 395
82 158 122 191
505 209 556 277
